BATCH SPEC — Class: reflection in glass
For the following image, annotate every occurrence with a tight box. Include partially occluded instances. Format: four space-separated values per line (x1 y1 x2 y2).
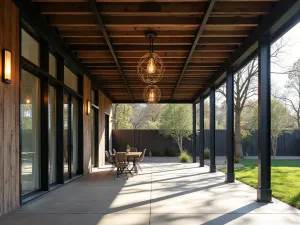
21 70 40 195
21 29 39 66
71 98 78 175
64 66 78 92
49 86 57 184
49 53 57 77
63 95 70 179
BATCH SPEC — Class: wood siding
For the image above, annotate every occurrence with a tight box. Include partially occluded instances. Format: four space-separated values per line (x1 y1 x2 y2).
83 77 112 172
98 91 112 167
0 0 20 216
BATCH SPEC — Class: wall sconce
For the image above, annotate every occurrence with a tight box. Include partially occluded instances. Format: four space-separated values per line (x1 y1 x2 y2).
2 49 12 84
87 100 91 115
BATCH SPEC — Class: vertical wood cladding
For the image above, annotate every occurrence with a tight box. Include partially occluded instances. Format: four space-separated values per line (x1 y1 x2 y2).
0 0 20 216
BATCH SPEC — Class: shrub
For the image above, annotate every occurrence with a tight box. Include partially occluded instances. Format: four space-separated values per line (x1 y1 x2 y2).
179 151 191 163
164 148 179 157
234 156 240 163
204 147 210 159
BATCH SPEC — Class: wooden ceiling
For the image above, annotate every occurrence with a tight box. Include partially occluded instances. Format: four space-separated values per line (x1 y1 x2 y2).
32 0 280 103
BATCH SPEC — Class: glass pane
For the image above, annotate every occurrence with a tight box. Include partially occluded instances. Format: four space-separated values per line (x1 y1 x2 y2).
49 86 57 184
21 29 39 66
49 53 57 77
63 95 70 179
91 90 96 105
21 70 40 195
64 66 78 92
90 109 95 167
71 98 78 175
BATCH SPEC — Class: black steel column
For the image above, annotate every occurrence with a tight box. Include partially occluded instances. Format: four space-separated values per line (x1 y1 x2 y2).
226 70 235 182
257 34 272 202
199 97 205 167
192 103 197 163
210 87 216 173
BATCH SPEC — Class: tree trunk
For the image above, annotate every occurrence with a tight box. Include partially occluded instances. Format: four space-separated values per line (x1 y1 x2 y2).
177 138 183 154
234 109 243 158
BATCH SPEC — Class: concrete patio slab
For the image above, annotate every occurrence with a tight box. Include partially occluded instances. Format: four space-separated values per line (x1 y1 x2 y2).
0 158 299 225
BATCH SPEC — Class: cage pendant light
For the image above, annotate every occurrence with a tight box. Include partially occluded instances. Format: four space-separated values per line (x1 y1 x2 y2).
143 85 161 104
137 31 165 84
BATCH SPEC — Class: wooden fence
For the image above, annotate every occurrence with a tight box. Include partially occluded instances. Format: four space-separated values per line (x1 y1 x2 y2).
112 129 300 156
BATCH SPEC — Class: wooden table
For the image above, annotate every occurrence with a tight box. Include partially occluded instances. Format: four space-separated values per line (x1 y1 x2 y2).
112 152 142 174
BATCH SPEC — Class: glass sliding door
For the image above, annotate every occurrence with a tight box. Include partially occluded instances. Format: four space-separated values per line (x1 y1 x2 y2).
71 97 78 176
63 94 79 180
63 94 70 180
21 70 41 195
91 109 95 167
48 86 57 184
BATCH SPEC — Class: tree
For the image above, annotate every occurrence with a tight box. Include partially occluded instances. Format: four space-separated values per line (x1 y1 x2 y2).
112 104 133 129
218 39 287 157
130 104 149 129
276 59 300 129
248 99 293 157
159 104 192 153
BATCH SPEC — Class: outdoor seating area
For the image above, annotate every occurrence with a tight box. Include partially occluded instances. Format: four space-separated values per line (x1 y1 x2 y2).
105 149 146 179
2 0 300 223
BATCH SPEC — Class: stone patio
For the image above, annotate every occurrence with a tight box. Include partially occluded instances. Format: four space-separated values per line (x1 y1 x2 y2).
0 158 299 225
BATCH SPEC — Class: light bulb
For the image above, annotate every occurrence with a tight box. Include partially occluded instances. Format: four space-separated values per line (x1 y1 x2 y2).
147 58 156 74
25 97 31 104
149 90 155 102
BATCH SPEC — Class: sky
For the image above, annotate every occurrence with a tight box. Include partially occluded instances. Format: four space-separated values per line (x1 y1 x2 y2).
271 22 300 93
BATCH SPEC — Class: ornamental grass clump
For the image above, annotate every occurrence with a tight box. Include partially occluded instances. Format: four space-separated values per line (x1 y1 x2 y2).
179 151 191 163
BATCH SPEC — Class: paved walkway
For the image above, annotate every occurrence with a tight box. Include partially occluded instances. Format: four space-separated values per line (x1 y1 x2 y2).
1 159 299 225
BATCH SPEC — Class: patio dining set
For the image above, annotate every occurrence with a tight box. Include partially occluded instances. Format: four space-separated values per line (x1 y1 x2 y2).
105 148 146 180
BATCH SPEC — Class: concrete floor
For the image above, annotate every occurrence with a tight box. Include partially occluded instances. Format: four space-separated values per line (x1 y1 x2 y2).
1 159 300 225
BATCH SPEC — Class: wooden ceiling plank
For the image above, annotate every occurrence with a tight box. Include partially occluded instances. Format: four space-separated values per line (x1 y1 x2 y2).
88 0 133 100
171 0 216 100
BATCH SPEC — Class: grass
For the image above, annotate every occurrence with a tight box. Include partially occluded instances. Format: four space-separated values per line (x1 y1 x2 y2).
222 159 300 209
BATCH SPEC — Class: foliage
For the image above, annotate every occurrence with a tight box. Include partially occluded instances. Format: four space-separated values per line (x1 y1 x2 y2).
159 104 192 153
112 104 133 129
204 147 210 159
164 148 179 157
248 99 293 157
179 151 191 163
126 144 130 149
234 157 240 163
221 159 300 209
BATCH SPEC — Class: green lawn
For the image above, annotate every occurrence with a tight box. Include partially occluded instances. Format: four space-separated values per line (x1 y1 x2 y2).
222 159 300 209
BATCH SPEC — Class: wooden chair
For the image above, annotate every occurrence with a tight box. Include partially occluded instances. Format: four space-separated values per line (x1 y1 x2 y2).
136 149 146 172
105 151 115 175
114 152 132 180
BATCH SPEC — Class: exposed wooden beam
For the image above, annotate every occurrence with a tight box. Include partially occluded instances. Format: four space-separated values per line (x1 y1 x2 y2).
59 30 249 38
48 14 259 27
71 45 236 52
88 0 133 100
171 0 216 100
38 2 270 16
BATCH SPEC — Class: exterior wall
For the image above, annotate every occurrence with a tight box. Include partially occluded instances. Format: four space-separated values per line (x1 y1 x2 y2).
83 76 92 174
98 91 112 167
0 0 20 216
83 77 112 172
